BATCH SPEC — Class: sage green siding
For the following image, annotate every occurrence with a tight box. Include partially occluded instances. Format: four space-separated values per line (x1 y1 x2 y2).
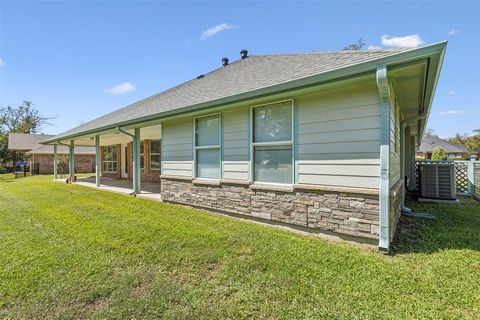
161 78 383 189
296 80 381 189
223 107 249 180
389 94 401 187
161 118 193 177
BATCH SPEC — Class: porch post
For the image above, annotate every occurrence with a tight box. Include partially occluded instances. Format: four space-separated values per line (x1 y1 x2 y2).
132 128 141 194
69 140 75 180
53 144 58 180
377 65 391 253
95 135 100 187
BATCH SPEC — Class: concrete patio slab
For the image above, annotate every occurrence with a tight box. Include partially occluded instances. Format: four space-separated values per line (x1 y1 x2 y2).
54 176 161 201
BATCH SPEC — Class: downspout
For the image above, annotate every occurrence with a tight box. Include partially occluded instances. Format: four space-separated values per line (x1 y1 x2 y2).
400 115 435 219
376 65 391 252
400 114 425 212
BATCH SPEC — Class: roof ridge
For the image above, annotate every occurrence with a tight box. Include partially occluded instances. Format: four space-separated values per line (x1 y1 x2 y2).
253 48 408 57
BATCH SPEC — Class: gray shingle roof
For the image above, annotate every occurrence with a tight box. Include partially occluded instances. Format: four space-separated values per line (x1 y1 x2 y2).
25 145 95 155
8 133 55 151
48 48 414 142
418 135 470 153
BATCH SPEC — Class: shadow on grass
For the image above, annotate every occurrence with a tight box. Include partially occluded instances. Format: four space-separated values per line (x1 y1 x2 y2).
392 196 480 254
0 174 17 182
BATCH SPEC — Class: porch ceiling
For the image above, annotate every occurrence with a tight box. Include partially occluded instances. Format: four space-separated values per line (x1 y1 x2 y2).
58 124 162 147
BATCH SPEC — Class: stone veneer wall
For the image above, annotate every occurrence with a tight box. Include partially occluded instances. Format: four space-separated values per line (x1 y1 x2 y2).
389 180 403 242
127 140 161 184
31 154 95 174
161 177 380 241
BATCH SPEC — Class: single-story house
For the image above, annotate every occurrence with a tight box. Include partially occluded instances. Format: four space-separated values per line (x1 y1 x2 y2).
8 133 95 174
417 134 471 160
42 42 447 252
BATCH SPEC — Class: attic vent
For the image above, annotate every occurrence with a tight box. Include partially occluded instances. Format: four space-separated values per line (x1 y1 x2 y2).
196 74 205 79
222 57 229 66
240 49 248 59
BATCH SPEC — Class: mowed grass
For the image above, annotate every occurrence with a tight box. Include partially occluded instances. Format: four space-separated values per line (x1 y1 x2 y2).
0 175 479 319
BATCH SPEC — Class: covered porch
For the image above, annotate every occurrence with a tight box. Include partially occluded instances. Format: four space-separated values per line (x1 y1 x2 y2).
50 122 163 196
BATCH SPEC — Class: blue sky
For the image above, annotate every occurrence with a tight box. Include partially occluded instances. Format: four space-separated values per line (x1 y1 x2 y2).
0 1 479 138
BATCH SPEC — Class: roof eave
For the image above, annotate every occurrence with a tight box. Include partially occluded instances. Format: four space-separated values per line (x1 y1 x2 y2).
417 42 448 141
42 41 448 145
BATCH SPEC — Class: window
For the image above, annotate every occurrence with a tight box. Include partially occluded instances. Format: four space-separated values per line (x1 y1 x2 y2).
140 141 144 170
252 101 293 184
150 140 161 170
195 114 221 179
102 145 117 173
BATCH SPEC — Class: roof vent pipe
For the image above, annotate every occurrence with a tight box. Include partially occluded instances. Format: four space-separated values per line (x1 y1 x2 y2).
240 49 248 59
222 57 229 66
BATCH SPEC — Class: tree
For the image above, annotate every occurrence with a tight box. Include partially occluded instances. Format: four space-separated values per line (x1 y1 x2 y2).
425 128 438 138
57 154 69 178
343 38 365 50
464 129 480 154
447 132 468 147
0 101 51 134
0 101 53 167
431 146 447 160
445 129 480 154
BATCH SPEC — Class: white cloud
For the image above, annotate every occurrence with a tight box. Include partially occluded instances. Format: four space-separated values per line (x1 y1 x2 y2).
105 82 135 95
380 34 425 48
200 23 235 40
164 63 183 69
447 28 460 36
439 110 464 116
0 58 5 67
367 45 382 50
448 90 455 95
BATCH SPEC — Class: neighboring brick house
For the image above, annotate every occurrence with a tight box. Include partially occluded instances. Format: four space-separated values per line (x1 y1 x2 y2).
8 133 95 174
26 145 95 174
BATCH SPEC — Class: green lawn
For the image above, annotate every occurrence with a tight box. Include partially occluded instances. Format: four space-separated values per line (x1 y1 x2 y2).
1 174 479 319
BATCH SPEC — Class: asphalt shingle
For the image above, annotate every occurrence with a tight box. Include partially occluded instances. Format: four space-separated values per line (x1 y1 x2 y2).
47 48 412 141
418 135 470 153
8 133 55 151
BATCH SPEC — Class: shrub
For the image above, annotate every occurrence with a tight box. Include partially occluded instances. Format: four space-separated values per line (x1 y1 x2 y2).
431 146 447 160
